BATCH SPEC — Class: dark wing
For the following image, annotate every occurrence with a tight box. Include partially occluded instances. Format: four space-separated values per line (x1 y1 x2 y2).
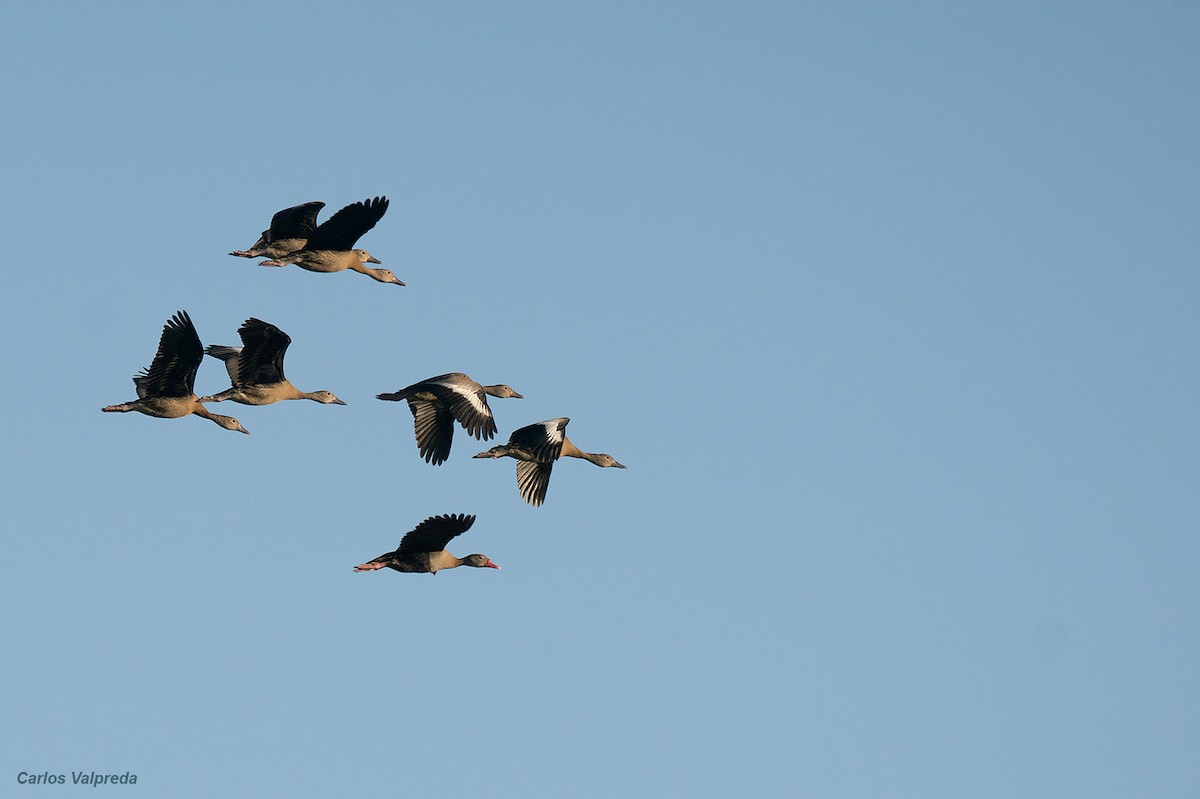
203 345 243 384
397 513 477 553
507 418 569 463
233 318 290 385
303 196 388 251
359 549 425 572
267 201 325 241
408 398 455 465
384 556 427 573
136 311 203 398
516 460 555 507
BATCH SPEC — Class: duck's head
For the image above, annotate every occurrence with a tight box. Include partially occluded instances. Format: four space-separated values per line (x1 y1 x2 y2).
592 453 625 468
214 414 250 435
309 390 347 405
485 384 524 399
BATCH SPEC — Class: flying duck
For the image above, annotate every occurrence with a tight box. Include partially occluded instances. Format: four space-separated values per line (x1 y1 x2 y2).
229 201 325 260
377 373 523 465
473 417 624 506
258 196 403 285
354 513 500 575
102 311 249 434
199 318 347 406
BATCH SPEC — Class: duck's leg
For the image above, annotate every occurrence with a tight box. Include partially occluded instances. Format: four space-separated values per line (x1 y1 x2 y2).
353 561 387 572
197 388 234 403
101 402 136 412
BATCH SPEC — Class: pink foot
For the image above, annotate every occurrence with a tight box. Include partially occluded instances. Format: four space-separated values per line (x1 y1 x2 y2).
354 561 386 572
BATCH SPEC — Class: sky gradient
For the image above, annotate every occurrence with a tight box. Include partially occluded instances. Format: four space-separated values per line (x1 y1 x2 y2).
2 2 1198 797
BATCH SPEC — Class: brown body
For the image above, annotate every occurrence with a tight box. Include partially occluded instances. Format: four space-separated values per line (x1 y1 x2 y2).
102 311 249 434
255 197 403 285
230 201 325 259
231 236 307 260
354 514 499 575
200 319 346 406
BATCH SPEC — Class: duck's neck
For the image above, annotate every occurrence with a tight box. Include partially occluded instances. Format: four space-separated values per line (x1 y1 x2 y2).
192 403 233 429
349 262 389 282
274 382 309 401
560 437 597 463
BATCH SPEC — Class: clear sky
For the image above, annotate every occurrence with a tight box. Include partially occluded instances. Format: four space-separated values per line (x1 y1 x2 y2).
2 2 1198 797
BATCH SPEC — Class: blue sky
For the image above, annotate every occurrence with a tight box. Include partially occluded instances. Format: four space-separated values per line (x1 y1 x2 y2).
2 2 1198 796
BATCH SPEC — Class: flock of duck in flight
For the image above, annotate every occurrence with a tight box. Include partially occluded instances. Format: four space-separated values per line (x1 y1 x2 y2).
102 196 625 577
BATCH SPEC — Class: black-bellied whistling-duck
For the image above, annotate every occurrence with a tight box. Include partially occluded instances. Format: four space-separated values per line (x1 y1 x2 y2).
102 311 249 434
473 417 625 506
376 373 523 465
354 513 499 575
258 196 403 285
229 201 325 260
199 318 346 406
